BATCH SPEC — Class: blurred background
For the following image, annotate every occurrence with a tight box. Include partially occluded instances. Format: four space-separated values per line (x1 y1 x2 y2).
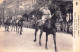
0 0 73 34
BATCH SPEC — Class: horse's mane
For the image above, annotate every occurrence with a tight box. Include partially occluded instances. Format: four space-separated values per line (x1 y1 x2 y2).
30 9 42 20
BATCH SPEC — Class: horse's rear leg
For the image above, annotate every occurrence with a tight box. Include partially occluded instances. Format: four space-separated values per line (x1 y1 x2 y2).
39 30 43 46
45 33 48 49
53 33 58 52
17 27 19 33
16 25 17 32
20 26 22 35
11 26 13 31
14 26 15 32
7 26 9 32
5 25 7 31
34 29 38 42
8 26 9 32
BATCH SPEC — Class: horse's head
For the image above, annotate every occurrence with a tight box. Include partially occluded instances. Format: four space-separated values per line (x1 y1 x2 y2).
30 9 42 20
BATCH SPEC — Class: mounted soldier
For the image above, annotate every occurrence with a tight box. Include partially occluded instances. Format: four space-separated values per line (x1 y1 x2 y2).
34 5 58 52
37 5 52 28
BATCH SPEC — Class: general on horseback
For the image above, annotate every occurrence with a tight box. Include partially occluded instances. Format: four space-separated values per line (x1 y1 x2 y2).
37 5 53 28
34 5 58 52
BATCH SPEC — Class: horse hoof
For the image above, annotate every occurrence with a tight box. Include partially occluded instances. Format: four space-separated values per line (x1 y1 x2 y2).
45 47 48 50
20 34 22 35
55 50 58 52
39 43 42 46
34 40 36 42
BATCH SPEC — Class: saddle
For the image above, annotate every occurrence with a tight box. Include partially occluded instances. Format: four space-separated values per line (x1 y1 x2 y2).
36 19 51 29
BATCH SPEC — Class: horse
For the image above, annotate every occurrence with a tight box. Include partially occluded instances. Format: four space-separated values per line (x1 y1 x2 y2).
11 19 17 32
4 18 11 32
33 9 58 52
16 17 25 35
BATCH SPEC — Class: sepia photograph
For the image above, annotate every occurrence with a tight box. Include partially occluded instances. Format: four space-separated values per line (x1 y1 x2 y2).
0 0 76 52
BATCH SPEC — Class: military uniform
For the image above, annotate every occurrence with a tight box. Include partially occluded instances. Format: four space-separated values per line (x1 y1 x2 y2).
39 7 51 23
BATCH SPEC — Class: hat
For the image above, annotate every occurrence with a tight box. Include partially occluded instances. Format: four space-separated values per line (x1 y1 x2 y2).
45 5 48 7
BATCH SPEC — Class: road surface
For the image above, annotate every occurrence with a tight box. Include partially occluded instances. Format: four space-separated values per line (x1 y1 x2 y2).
0 26 72 52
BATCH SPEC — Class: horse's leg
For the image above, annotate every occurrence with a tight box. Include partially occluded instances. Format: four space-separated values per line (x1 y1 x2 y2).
7 26 8 31
45 33 48 49
17 25 19 33
53 33 58 52
6 25 7 31
34 29 38 42
11 25 13 31
39 30 43 46
5 25 6 31
18 27 20 33
13 26 15 31
8 26 9 32
20 26 22 35
7 25 9 32
16 25 17 32
7 26 9 32
21 25 23 32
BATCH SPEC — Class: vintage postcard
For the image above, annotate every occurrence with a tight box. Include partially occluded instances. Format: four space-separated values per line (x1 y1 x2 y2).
0 0 80 52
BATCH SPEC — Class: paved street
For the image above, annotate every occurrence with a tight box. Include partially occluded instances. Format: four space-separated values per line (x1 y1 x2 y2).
0 26 72 52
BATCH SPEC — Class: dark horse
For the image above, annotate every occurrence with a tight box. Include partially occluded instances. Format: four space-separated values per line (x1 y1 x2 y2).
33 9 58 52
16 17 25 35
15 14 28 35
4 18 11 32
11 19 17 32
